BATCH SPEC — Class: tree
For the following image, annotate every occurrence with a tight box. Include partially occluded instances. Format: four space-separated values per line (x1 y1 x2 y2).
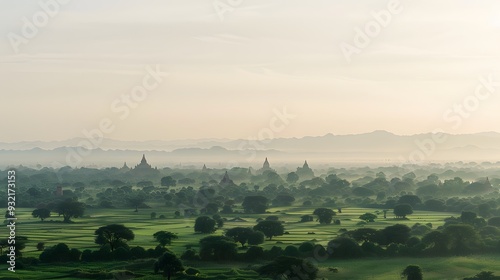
488 217 500 227
150 212 157 219
32 208 51 221
94 224 135 251
154 251 184 280
345 228 379 243
199 236 237 261
253 220 284 240
313 208 336 224
194 216 216 234
394 204 413 219
422 231 448 254
272 194 295 207
161 176 177 187
225 227 254 247
242 196 268 214
443 224 479 255
127 195 146 212
464 271 500 280
39 243 71 263
478 204 492 218
327 237 363 259
398 195 422 207
402 265 423 280
258 256 318 280
202 202 219 215
55 199 85 223
381 224 411 245
153 231 178 247
359 213 377 222
461 211 477 224
300 215 314 222
286 172 299 184
352 187 374 197
247 230 265 246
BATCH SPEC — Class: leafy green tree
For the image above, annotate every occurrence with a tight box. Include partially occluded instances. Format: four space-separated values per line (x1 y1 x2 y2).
247 230 265 245
242 196 268 214
394 204 413 219
95 224 135 251
478 204 492 218
153 231 178 247
254 220 284 240
345 228 379 243
402 265 423 280
381 224 411 245
258 256 318 280
461 211 477 224
32 208 51 221
286 172 299 184
55 199 85 223
359 213 377 222
160 176 177 187
398 195 422 207
422 231 448 254
194 216 216 233
154 251 184 280
199 236 237 261
272 194 295 207
463 271 500 280
327 237 363 259
488 217 500 227
39 243 71 262
127 195 146 212
443 224 479 255
313 208 336 224
225 227 253 247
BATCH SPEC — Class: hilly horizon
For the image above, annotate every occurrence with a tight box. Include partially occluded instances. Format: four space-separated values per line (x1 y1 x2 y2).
2 130 500 169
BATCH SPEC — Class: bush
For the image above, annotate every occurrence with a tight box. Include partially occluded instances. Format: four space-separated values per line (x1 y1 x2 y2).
181 249 200 261
37 242 45 251
185 267 200 276
39 243 71 263
246 246 264 261
113 247 131 260
299 242 315 254
284 245 300 257
130 246 147 259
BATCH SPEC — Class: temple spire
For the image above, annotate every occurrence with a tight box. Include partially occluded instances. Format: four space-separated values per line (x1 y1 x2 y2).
263 157 270 169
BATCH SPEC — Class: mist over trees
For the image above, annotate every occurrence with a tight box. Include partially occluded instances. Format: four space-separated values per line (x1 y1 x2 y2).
2 159 500 279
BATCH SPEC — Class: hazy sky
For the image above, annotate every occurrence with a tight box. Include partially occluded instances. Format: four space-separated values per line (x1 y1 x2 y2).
1 0 500 142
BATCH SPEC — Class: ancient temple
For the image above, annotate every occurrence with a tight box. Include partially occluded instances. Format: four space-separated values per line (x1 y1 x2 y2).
258 157 275 174
121 162 130 171
135 154 152 170
296 160 314 179
220 171 235 186
129 154 159 177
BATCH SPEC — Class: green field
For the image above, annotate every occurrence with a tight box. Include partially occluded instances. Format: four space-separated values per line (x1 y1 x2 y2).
5 205 499 279
15 206 455 256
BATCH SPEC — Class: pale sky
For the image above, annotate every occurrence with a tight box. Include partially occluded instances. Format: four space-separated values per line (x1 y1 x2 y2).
1 0 500 142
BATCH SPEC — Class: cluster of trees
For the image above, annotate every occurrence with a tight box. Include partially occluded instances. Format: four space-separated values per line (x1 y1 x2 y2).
38 224 178 263
31 199 85 223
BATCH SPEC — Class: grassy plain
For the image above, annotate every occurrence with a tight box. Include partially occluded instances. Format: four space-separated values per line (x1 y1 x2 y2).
4 205 499 279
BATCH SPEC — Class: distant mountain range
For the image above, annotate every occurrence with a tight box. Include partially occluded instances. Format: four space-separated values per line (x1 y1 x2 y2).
1 131 500 168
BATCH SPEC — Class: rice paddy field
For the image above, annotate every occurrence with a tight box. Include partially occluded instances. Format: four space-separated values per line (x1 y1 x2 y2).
3 205 500 279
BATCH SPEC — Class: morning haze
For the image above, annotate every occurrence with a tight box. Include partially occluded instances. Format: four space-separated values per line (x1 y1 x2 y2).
1 0 500 142
2 2 500 280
